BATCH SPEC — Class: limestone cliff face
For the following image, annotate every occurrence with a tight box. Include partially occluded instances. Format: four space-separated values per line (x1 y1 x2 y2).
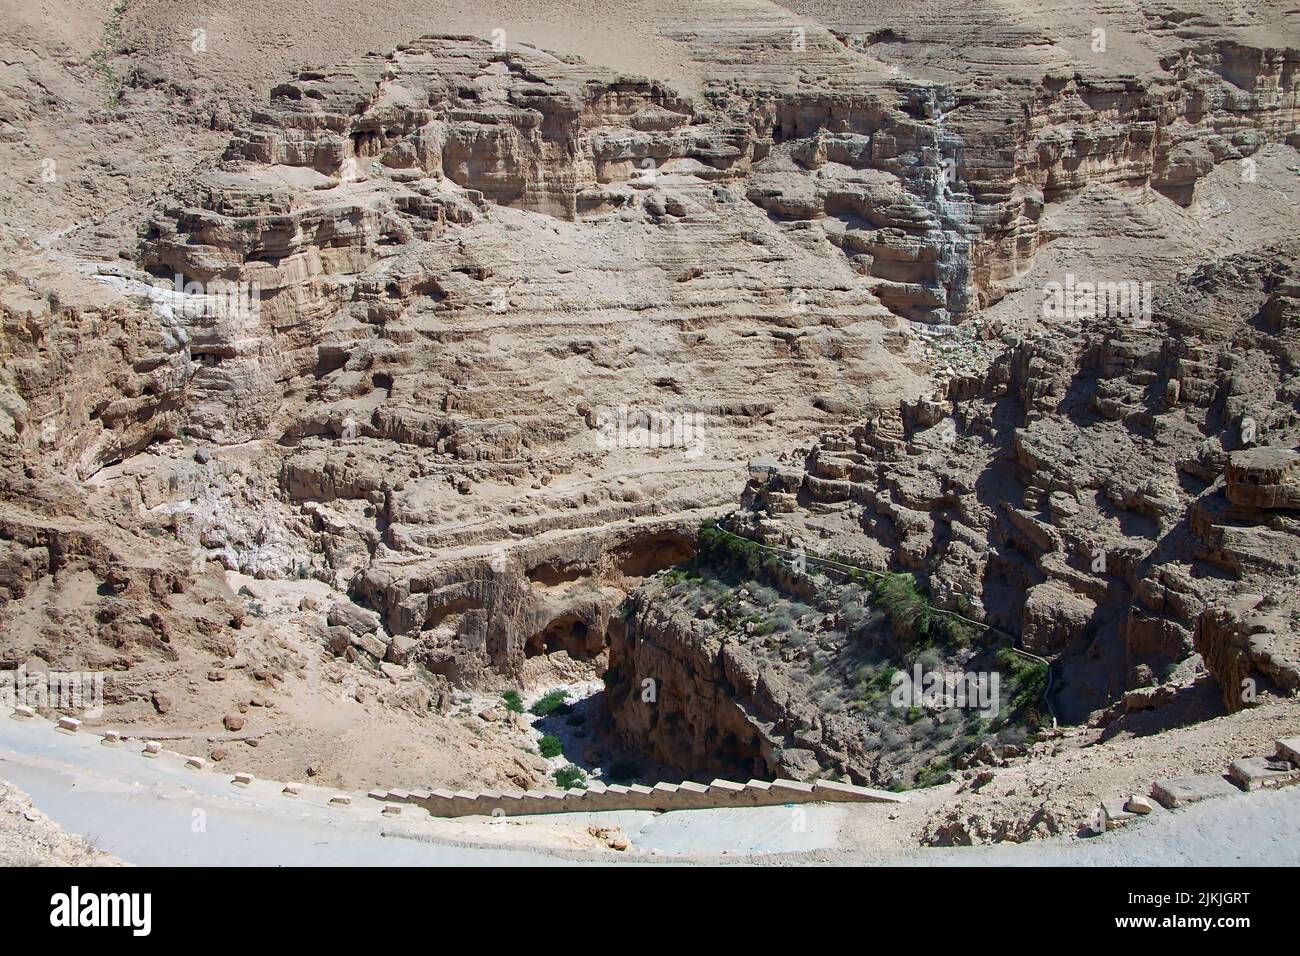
128 30 1298 687
7 14 1299 702
117 35 920 684
1195 596 1300 712
226 51 713 222
137 33 1300 449
118 27 1299 483
605 542 1045 787
0 259 192 481
605 595 783 781
614 242 1300 755
354 521 694 684
605 581 925 786
957 41 1300 293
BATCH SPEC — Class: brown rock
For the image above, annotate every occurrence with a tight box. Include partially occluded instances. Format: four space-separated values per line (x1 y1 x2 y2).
1225 448 1300 510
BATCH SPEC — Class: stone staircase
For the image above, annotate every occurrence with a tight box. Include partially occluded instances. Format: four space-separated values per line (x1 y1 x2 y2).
12 709 904 820
366 776 905 818
1099 736 1300 830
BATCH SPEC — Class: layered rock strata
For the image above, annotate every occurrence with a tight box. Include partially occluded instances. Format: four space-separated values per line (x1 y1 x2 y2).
609 242 1300 781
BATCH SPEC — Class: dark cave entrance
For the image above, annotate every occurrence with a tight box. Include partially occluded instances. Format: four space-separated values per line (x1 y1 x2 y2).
525 613 595 660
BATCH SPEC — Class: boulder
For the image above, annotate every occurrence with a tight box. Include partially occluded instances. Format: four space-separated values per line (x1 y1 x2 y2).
349 631 388 660
1225 448 1300 510
327 602 382 635
1101 798 1136 829
386 633 416 665
1125 795 1156 815
322 625 352 657
1021 581 1095 654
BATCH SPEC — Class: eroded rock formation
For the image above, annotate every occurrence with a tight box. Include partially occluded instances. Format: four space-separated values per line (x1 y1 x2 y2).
610 242 1300 783
2 0 1298 793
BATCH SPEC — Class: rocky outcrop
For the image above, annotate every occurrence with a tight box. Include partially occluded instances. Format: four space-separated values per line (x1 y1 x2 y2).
107 34 930 684
354 518 697 684
0 497 245 675
1195 595 1300 711
3 3 1299 804
605 545 1039 788
0 258 192 480
605 594 786 782
1225 448 1300 510
618 242 1300 758
92 24 1295 694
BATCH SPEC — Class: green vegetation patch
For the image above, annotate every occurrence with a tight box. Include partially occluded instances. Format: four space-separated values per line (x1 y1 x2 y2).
529 689 571 717
553 765 587 790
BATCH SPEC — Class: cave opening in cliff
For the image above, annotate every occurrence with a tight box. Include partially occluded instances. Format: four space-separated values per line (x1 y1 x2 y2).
351 129 381 157
615 532 695 579
525 613 595 660
526 561 589 588
715 730 770 780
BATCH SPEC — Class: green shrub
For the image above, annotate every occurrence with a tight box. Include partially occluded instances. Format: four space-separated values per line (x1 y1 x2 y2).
502 690 524 714
538 735 564 759
1011 663 1048 716
995 649 1049 721
696 519 764 575
553 765 588 790
871 572 981 651
913 758 952 789
530 689 570 717
875 668 898 692
873 572 933 646
945 619 974 648
662 568 691 587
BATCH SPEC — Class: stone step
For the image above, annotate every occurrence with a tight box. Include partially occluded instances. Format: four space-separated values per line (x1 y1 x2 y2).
1228 756 1300 791
1151 774 1243 809
771 778 815 795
